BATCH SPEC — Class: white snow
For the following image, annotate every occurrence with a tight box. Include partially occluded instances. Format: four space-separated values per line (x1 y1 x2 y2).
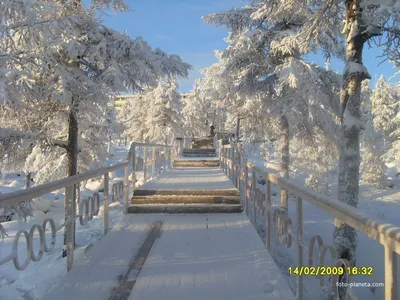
0 144 167 299
36 214 294 300
242 153 400 300
127 214 295 300
41 215 155 300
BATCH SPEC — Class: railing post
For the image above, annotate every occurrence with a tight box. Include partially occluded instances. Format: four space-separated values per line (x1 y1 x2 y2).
221 148 226 174
245 163 248 215
152 147 156 178
221 147 225 172
296 196 303 300
252 168 256 225
168 146 171 168
385 243 398 300
218 140 222 169
227 148 230 177
104 172 109 235
131 144 136 194
65 184 75 272
266 179 271 252
164 142 167 171
237 150 241 190
124 165 129 215
232 145 235 182
143 146 148 183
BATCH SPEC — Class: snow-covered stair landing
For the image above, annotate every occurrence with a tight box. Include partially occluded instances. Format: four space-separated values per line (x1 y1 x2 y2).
42 214 295 300
129 167 242 214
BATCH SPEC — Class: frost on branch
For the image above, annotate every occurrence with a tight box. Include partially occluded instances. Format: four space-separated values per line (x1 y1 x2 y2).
359 81 387 188
122 78 184 144
371 76 400 166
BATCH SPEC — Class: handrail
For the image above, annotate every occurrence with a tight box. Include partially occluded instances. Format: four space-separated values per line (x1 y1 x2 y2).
130 142 171 148
0 141 172 273
0 162 128 208
220 143 399 300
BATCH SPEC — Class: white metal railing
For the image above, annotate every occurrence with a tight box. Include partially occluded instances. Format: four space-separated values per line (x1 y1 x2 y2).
0 141 172 272
218 141 400 300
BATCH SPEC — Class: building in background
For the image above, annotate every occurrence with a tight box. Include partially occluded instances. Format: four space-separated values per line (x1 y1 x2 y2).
113 93 193 112
112 94 135 112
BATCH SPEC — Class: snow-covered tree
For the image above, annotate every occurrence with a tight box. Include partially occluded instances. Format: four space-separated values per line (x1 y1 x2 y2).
292 131 339 195
289 0 400 274
1 0 190 178
371 76 400 166
123 78 185 144
120 94 148 142
203 1 342 215
144 78 184 143
203 1 400 286
182 83 209 138
1 0 190 257
360 80 387 188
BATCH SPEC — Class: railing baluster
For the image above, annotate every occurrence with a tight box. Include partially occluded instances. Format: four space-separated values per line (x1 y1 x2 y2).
245 162 248 215
266 179 271 252
131 144 136 193
66 184 75 272
237 151 241 190
124 166 129 215
143 146 148 183
152 147 156 178
164 143 167 171
103 172 109 235
252 168 256 225
296 196 304 300
232 146 235 183
385 243 398 300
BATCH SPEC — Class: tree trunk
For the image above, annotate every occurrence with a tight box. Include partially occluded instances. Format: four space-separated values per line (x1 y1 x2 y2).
280 115 289 212
236 116 240 144
62 100 79 258
334 1 370 298
25 172 31 189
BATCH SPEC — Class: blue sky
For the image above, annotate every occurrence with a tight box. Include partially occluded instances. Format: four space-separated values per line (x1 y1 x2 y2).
101 0 398 92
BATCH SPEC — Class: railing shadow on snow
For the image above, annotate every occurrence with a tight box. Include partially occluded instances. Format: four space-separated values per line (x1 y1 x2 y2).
218 141 400 300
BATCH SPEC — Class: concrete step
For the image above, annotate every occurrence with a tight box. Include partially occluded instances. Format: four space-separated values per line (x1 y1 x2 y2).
173 160 219 167
127 204 243 214
183 148 216 153
182 148 216 157
133 189 240 196
191 138 214 149
131 195 240 204
182 153 216 157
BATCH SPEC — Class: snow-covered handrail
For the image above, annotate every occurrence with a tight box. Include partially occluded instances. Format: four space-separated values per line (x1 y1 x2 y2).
220 144 399 300
0 141 172 273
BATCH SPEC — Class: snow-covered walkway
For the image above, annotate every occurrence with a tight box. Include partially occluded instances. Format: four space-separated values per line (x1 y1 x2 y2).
137 167 236 191
43 214 295 300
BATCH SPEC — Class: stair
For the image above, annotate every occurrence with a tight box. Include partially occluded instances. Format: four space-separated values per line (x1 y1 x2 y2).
190 137 214 149
182 148 216 157
128 204 243 214
129 189 242 214
128 137 240 214
133 189 239 196
173 159 219 168
132 195 240 204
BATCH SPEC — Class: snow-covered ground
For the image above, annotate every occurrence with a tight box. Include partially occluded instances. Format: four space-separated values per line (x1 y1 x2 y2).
241 144 400 300
42 214 295 300
1 142 399 300
0 144 168 300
